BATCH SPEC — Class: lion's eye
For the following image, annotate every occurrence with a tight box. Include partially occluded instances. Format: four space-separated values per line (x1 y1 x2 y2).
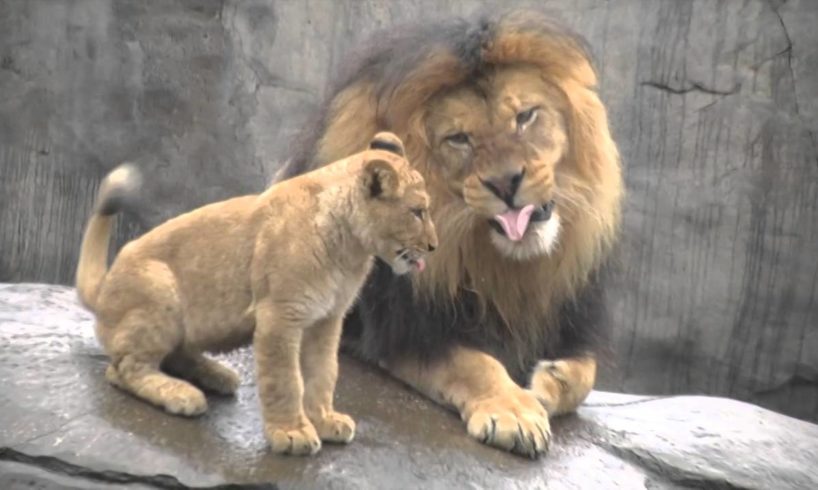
410 208 424 219
516 107 539 129
444 132 471 148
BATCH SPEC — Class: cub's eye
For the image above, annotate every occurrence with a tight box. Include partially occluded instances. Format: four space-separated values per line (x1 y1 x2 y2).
516 107 539 129
444 132 471 148
410 208 424 219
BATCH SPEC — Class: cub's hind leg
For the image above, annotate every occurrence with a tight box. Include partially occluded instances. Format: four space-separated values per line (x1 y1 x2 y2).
163 350 241 396
105 310 207 416
301 315 355 444
99 263 207 416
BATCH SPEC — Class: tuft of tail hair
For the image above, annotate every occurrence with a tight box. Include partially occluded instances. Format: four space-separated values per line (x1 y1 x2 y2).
75 163 142 310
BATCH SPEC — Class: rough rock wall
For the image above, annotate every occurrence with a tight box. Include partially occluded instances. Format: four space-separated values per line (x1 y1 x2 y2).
1 0 816 420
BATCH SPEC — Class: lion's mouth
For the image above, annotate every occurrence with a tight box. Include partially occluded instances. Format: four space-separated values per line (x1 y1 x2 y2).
489 200 555 241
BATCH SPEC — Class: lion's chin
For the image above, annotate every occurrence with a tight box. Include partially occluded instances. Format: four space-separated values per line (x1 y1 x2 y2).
489 213 561 261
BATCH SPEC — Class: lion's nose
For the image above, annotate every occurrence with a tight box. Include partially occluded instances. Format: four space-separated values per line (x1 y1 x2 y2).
480 169 524 206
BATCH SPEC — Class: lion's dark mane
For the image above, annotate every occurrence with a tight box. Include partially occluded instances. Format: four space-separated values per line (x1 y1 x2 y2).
344 260 611 384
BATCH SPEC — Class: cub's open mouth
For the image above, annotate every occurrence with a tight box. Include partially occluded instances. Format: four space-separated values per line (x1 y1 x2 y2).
489 200 555 241
408 257 426 272
396 249 427 273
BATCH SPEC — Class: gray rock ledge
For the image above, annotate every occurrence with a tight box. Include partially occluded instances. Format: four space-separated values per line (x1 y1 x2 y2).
1 283 816 489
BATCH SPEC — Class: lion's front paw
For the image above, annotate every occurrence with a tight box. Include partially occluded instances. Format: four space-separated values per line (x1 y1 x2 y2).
529 359 568 413
530 358 595 416
464 388 551 458
265 420 322 456
312 411 356 444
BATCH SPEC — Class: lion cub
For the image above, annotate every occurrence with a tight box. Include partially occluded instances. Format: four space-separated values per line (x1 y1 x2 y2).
75 132 437 455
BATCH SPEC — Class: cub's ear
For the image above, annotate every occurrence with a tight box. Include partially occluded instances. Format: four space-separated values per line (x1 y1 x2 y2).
363 159 399 199
369 131 405 157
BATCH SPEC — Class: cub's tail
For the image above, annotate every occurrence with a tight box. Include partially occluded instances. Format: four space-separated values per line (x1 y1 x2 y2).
75 163 142 310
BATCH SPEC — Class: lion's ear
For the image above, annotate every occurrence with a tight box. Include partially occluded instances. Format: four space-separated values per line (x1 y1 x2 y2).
362 159 400 199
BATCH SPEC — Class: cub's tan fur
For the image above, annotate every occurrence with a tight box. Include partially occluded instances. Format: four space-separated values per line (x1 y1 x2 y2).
75 132 437 456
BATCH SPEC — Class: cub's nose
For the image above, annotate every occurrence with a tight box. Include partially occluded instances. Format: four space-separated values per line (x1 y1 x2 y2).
427 231 438 253
480 169 524 206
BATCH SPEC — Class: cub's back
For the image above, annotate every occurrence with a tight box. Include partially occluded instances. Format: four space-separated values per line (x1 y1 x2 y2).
121 194 261 262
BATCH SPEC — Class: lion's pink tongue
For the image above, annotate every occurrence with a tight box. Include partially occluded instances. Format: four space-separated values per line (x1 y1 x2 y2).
494 204 536 242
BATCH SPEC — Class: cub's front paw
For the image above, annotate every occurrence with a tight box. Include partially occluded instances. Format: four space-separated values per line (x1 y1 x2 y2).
265 420 321 456
464 387 551 459
312 411 356 444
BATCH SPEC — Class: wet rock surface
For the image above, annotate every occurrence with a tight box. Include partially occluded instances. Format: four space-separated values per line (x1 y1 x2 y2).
2 283 817 489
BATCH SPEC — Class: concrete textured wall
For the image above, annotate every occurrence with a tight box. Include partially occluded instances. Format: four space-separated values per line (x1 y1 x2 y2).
1 0 816 420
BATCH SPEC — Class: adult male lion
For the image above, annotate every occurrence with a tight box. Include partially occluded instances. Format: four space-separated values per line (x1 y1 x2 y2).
279 9 623 458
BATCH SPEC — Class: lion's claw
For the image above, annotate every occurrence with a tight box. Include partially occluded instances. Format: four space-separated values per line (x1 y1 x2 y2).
465 388 551 458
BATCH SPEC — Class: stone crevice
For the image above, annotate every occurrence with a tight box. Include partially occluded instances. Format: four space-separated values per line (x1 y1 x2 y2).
17 411 93 446
768 0 818 166
0 448 235 490
581 395 668 408
640 80 741 97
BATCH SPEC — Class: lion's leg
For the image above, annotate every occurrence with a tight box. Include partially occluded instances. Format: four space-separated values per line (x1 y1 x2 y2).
528 356 596 416
106 311 207 417
163 350 241 396
254 300 320 456
384 345 550 458
300 315 355 444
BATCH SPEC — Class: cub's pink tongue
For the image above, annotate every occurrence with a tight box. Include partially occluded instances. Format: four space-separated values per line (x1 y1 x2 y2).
414 258 426 272
494 204 536 242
